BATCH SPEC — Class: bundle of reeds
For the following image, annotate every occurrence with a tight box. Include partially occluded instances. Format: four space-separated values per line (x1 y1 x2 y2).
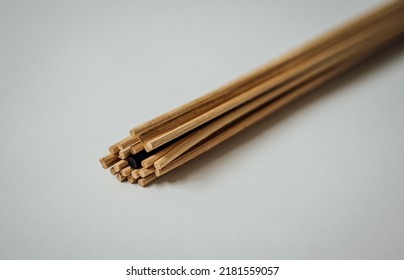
100 0 404 186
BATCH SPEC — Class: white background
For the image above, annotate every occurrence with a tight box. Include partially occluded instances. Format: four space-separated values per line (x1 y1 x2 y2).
0 0 403 259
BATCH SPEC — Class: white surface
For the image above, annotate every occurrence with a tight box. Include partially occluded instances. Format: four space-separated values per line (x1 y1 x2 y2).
0 0 403 259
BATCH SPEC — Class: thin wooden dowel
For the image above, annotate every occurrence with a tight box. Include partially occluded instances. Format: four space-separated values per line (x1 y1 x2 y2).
153 16 404 169
131 1 404 141
113 159 128 173
139 167 155 178
140 139 185 168
130 142 144 154
116 173 127 182
120 166 133 177
118 137 138 150
108 144 120 155
99 154 119 169
131 169 140 180
127 175 136 184
155 33 403 177
118 147 132 159
145 12 404 151
109 167 118 175
109 135 132 154
138 173 158 187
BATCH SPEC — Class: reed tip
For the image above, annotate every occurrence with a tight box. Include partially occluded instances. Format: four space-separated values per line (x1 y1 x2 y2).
144 142 154 153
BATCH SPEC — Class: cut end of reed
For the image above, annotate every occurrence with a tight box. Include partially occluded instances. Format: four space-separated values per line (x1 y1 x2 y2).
113 159 128 173
138 174 158 187
99 154 119 169
131 169 140 180
154 168 163 177
153 161 163 171
153 156 170 171
144 142 154 153
119 147 131 159
116 174 127 182
141 159 152 169
127 175 136 183
108 144 120 155
118 137 138 150
120 166 133 177
139 167 155 178
99 158 108 169
130 142 145 154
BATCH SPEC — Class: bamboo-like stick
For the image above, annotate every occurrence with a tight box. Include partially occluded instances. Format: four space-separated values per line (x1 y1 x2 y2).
120 166 133 177
140 139 185 168
130 142 144 154
127 175 136 184
145 11 404 151
131 0 404 142
118 147 132 159
108 144 120 155
138 174 158 187
153 14 404 169
99 154 119 169
116 173 127 182
131 169 140 180
113 160 128 173
155 32 404 177
118 137 138 150
139 167 155 178
109 135 132 154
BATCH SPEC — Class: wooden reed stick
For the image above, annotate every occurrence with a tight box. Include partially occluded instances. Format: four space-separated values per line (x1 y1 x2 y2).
99 154 119 169
118 137 138 150
130 142 145 154
153 14 404 169
127 175 136 184
155 33 403 177
113 159 128 173
140 139 185 168
145 11 404 151
108 144 120 155
110 167 118 175
139 167 155 178
109 135 132 154
138 173 158 187
131 169 140 180
118 147 132 159
116 173 127 182
120 166 133 177
131 1 404 141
